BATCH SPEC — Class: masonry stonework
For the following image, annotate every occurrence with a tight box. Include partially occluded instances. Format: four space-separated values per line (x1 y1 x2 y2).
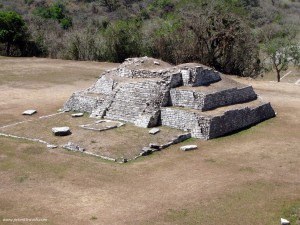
63 57 276 140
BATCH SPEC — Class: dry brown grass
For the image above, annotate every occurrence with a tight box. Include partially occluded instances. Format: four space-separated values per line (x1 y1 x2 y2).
0 113 183 159
0 57 299 225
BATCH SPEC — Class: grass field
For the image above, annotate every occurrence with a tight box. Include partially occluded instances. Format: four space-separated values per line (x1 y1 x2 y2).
0 112 184 159
0 57 299 225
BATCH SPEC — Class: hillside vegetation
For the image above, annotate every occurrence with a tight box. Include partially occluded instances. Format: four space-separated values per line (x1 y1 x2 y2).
0 0 299 77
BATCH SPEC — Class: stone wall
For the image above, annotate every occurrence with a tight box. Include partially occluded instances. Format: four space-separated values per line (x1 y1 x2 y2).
193 67 221 86
168 72 183 88
160 102 275 139
87 75 116 95
63 92 102 113
181 66 221 86
203 86 257 110
170 86 257 111
114 68 170 78
208 102 276 138
170 89 205 110
160 107 211 139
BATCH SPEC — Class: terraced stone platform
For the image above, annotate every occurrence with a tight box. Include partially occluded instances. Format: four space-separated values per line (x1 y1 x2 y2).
63 57 276 139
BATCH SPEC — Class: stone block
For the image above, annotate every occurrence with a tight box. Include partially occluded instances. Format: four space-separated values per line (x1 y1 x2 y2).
281 218 290 225
72 113 84 117
22 110 37 115
52 127 71 136
149 128 160 134
180 145 198 151
47 144 58 149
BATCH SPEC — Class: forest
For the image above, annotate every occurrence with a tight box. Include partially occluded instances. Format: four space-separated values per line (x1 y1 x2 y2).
0 0 299 78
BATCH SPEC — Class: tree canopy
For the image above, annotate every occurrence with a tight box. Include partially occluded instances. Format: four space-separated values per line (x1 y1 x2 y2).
0 11 28 56
0 0 299 79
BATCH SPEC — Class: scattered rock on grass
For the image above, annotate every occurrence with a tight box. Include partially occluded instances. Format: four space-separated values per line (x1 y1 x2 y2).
140 147 155 156
62 142 85 152
52 127 71 136
180 145 198 151
72 113 84 117
47 144 58 149
149 143 160 150
118 158 128 163
281 218 290 225
22 110 37 115
149 128 160 135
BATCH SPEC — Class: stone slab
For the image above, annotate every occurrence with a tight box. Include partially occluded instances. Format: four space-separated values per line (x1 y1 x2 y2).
72 113 84 117
180 145 198 151
47 144 58 149
22 110 37 115
281 218 290 225
149 128 160 135
52 127 71 136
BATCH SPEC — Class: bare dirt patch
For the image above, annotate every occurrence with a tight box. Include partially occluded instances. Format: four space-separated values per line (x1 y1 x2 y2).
0 57 117 126
0 57 299 225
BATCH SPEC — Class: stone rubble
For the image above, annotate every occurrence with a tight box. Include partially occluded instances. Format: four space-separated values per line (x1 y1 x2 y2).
62 142 85 152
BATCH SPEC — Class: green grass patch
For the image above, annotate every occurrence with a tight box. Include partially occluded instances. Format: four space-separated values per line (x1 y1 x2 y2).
90 216 97 220
15 174 29 183
280 201 300 224
163 181 291 225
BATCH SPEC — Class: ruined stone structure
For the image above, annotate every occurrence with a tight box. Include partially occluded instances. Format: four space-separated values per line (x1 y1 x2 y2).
63 57 276 140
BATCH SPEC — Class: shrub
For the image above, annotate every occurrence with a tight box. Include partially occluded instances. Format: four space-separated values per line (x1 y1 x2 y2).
102 19 143 62
33 2 73 29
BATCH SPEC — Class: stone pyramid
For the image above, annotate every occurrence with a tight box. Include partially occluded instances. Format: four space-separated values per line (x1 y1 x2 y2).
63 57 276 140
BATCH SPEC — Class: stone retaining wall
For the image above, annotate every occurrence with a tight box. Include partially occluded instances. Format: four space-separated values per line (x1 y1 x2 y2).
63 92 102 113
203 86 257 111
160 107 211 139
181 66 221 86
87 75 116 94
209 102 276 138
170 89 205 110
161 102 275 139
170 86 257 111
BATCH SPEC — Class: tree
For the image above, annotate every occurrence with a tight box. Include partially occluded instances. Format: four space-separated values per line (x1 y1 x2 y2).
103 19 142 62
263 38 300 82
33 2 72 29
0 11 28 56
261 25 300 82
98 0 119 12
180 1 260 76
